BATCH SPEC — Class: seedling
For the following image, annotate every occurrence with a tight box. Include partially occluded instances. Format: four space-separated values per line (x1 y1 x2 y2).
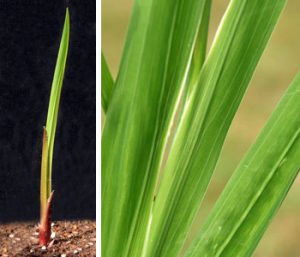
102 0 300 256
39 8 70 246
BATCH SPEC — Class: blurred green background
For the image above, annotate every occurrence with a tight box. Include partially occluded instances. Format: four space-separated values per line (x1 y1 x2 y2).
102 1 300 256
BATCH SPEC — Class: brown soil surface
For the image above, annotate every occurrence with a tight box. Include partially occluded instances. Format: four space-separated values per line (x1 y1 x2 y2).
0 220 96 257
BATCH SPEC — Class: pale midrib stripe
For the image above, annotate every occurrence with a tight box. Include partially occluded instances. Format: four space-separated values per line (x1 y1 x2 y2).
132 1 212 255
124 1 182 256
151 1 248 255
174 0 286 254
144 6 205 255
170 0 247 190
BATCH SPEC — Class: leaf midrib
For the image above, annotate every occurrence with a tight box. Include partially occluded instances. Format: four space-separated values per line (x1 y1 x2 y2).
124 1 183 256
150 1 248 255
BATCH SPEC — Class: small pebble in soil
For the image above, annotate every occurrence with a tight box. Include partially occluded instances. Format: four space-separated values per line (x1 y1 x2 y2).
9 234 14 238
51 232 56 239
41 246 47 251
61 254 67 257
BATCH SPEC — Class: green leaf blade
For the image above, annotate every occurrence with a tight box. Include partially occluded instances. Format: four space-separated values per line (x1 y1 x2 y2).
185 73 300 257
101 52 113 113
45 8 70 196
102 0 209 256
146 1 287 256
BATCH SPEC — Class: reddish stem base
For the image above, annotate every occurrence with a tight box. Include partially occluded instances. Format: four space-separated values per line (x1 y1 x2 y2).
39 191 54 246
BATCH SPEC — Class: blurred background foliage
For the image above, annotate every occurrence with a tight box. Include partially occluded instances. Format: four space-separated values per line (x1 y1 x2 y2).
102 0 300 256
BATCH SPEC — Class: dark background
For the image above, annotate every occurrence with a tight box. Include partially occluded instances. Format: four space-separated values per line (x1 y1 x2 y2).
0 0 95 222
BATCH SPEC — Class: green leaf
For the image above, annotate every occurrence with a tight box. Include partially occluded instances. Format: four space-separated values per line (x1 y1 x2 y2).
146 1 287 256
101 52 114 113
101 0 209 256
185 73 300 257
45 8 70 197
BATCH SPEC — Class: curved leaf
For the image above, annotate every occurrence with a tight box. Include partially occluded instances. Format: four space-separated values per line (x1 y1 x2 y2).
185 73 300 257
146 1 287 256
45 8 70 196
102 0 209 256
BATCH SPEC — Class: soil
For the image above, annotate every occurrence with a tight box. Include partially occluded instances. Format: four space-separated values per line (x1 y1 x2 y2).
0 220 96 257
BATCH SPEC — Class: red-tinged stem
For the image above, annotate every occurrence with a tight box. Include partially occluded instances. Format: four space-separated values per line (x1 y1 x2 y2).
39 191 54 246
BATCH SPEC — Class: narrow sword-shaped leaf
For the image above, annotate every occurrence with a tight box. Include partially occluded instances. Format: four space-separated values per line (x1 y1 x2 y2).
146 1 287 256
185 73 300 257
102 0 209 256
45 8 70 196
101 52 113 113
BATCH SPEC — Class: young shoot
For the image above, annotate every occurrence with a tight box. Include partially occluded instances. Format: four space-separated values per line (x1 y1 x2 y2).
39 8 70 246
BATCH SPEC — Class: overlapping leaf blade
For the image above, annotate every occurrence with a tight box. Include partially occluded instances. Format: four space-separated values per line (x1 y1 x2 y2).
45 8 70 196
185 73 300 257
146 1 287 256
101 52 113 113
101 0 210 256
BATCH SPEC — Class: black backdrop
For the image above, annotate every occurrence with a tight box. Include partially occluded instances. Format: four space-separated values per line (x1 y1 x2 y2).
0 0 95 222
